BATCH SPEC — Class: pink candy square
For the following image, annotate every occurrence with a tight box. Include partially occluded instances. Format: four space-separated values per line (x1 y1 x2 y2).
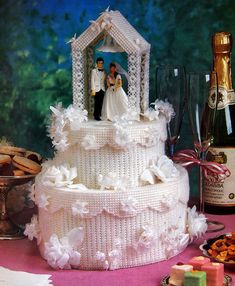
188 256 210 270
201 262 224 286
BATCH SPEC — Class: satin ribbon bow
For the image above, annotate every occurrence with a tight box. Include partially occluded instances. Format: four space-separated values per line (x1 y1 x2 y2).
172 149 231 182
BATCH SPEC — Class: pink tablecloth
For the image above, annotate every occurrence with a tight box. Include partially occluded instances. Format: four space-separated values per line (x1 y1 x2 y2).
0 214 234 286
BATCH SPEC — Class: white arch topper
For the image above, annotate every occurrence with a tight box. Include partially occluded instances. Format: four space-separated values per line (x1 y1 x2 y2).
70 9 151 115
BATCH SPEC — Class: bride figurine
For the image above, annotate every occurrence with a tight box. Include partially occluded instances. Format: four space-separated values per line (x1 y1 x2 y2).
101 62 129 121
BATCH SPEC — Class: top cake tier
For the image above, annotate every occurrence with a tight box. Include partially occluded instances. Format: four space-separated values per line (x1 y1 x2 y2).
48 101 175 189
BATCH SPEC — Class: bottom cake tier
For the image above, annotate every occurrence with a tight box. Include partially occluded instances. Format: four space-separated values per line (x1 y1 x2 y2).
34 166 190 270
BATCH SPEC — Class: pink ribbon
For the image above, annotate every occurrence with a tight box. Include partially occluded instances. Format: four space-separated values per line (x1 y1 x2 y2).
172 149 231 182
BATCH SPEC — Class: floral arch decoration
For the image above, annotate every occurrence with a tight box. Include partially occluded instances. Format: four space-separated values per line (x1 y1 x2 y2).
69 8 151 115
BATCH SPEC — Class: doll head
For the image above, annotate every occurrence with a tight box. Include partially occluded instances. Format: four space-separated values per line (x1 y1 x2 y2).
109 62 117 75
96 57 104 70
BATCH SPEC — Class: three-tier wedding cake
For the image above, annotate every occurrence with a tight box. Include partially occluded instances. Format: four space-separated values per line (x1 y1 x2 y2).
25 9 206 270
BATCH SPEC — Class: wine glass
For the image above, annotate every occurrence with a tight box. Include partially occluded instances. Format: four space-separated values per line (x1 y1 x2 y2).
187 71 225 232
156 64 187 157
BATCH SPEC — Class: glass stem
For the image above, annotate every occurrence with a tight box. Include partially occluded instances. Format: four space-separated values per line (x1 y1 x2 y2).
199 151 206 213
169 144 175 158
199 166 204 213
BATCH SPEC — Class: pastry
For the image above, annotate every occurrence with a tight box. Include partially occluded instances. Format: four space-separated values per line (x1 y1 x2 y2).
0 145 42 177
13 169 25 176
0 154 11 165
184 270 206 286
201 262 224 286
188 256 210 270
12 156 41 175
0 146 26 157
25 151 42 164
169 264 193 286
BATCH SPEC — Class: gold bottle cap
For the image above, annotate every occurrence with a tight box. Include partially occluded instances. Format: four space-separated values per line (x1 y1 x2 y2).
212 32 232 54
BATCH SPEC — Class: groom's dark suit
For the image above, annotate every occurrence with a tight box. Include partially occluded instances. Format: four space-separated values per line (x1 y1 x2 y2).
91 68 106 120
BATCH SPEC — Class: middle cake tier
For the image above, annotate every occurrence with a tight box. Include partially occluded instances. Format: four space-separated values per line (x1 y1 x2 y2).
53 119 167 189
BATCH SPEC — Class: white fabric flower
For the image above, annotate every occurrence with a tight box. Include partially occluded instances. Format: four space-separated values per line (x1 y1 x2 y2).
160 194 177 211
140 155 179 184
24 215 41 244
152 99 175 123
160 226 189 258
98 172 129 191
52 138 69 152
95 251 109 270
140 168 156 185
36 193 50 210
120 196 138 214
142 127 160 147
94 238 122 270
113 111 138 125
113 115 135 149
40 164 77 188
108 249 121 270
95 251 106 262
44 227 84 269
134 225 157 252
81 134 100 150
72 201 89 217
114 125 133 149
67 183 88 190
48 103 88 152
121 109 140 121
150 155 179 182
48 105 69 152
64 105 88 130
142 107 160 121
187 206 207 241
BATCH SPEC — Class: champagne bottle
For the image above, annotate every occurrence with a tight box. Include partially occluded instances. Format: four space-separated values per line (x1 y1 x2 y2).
204 32 235 214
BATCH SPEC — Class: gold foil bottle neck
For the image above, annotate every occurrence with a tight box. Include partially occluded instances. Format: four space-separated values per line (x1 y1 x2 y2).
210 31 234 101
212 32 232 54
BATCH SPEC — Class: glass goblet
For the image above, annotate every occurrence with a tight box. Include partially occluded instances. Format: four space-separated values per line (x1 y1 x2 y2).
187 71 224 232
156 64 187 157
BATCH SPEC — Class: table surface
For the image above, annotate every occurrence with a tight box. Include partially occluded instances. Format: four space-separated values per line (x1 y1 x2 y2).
0 214 234 286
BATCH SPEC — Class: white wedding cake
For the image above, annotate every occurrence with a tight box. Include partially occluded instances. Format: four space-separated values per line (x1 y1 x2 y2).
25 9 206 270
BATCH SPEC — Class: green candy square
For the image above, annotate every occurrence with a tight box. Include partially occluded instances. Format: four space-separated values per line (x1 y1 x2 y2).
184 271 206 286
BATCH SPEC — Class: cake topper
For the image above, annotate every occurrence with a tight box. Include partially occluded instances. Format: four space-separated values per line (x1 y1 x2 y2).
69 9 150 116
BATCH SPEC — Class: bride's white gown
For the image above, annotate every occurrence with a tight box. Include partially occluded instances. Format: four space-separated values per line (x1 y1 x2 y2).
102 74 128 121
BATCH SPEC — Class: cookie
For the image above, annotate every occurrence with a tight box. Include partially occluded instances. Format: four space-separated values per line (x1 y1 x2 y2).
25 151 42 164
12 155 41 175
0 146 26 157
13 169 25 176
0 154 11 165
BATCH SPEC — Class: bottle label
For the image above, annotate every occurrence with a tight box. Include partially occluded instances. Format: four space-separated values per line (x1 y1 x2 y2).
208 87 235 110
204 147 235 207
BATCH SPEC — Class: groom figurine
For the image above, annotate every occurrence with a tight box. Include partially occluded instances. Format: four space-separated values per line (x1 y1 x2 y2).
91 57 106 121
